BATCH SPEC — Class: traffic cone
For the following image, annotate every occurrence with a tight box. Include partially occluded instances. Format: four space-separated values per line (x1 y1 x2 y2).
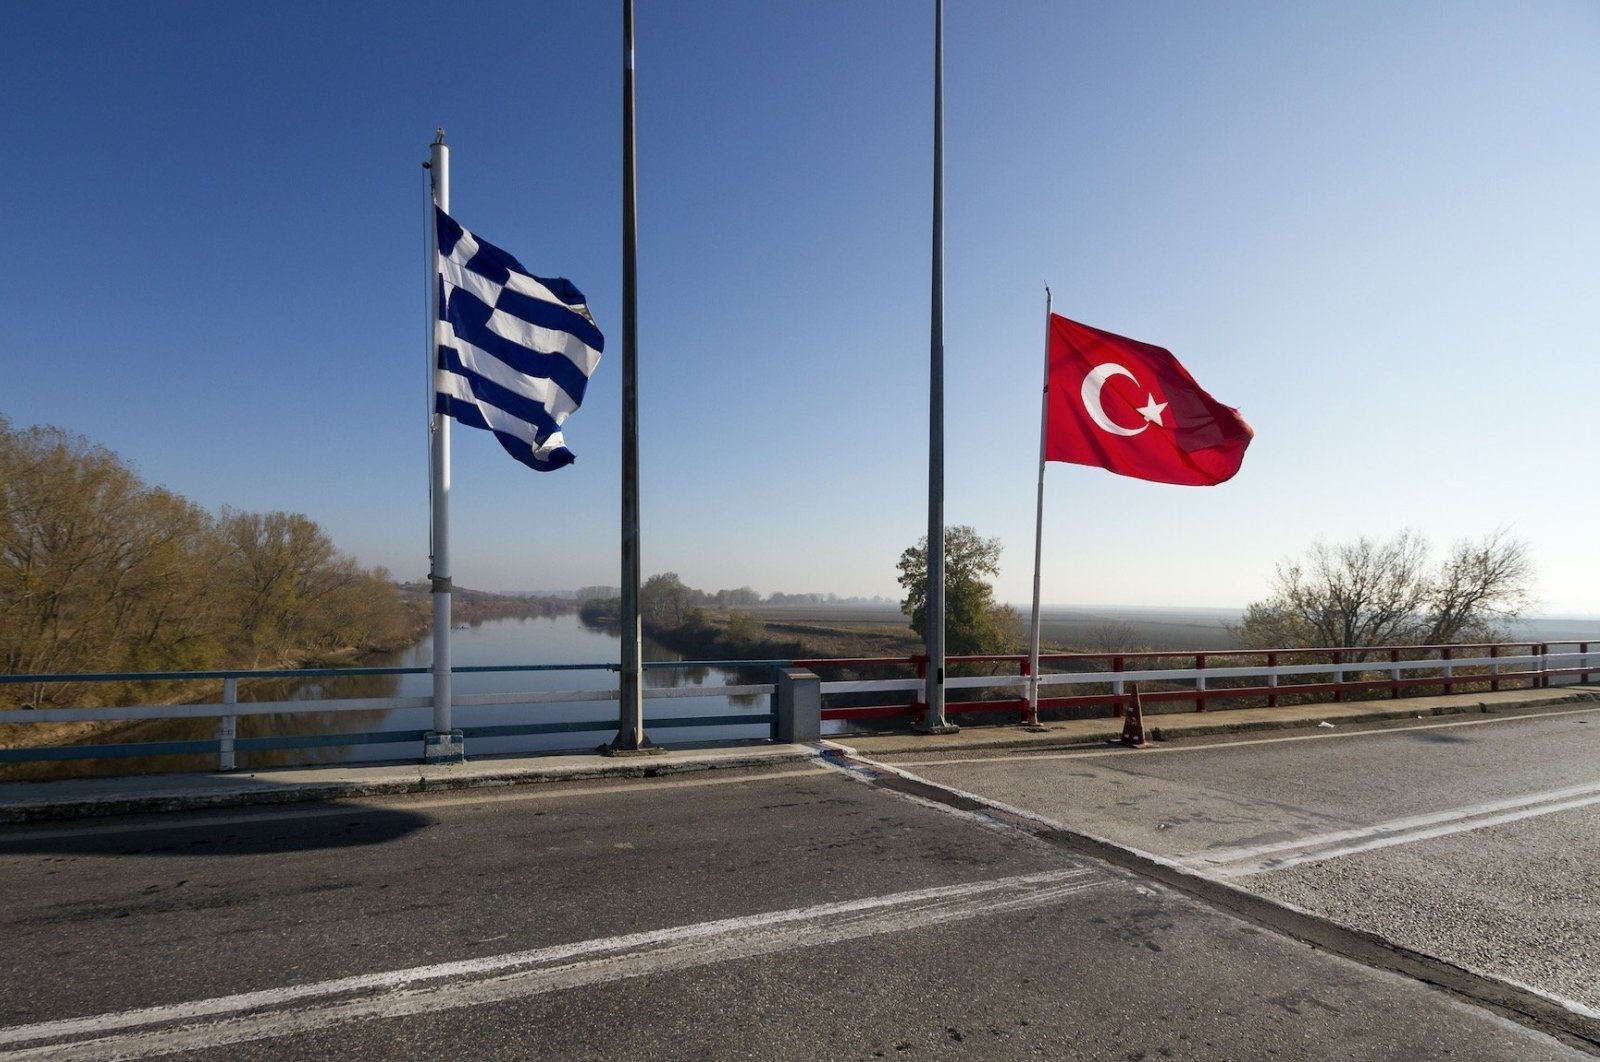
1120 683 1150 748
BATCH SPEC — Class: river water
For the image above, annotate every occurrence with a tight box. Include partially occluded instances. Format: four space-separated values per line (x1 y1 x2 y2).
7 615 772 779
372 613 770 761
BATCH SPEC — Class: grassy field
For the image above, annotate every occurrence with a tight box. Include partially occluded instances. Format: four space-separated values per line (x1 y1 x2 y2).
743 602 1243 654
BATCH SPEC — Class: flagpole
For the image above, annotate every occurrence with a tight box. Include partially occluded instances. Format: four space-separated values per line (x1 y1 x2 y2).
424 129 463 763
920 0 955 734
608 0 653 754
1025 287 1052 729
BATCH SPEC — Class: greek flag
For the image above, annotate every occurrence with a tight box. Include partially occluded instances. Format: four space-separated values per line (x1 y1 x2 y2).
435 207 603 471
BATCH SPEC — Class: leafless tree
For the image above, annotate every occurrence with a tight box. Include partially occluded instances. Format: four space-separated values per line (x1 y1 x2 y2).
1233 529 1534 654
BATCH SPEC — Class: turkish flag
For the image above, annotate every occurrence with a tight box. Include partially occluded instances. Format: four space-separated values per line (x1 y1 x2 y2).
1044 314 1252 486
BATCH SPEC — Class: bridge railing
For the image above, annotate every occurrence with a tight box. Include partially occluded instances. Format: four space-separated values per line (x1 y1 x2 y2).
0 642 1592 775
800 641 1596 725
0 660 785 773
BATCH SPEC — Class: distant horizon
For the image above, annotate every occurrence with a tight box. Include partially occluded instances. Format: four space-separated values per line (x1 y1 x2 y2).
484 587 1600 625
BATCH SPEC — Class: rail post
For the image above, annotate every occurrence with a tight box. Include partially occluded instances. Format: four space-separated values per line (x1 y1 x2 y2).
1019 656 1044 730
1490 645 1500 692
1583 642 1591 685
1195 653 1207 712
1332 650 1344 702
1390 648 1401 698
1266 651 1278 708
217 677 237 772
1442 646 1454 695
775 669 821 743
1111 656 1125 717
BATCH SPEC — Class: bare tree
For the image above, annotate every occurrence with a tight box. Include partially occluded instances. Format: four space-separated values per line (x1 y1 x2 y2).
1233 530 1534 653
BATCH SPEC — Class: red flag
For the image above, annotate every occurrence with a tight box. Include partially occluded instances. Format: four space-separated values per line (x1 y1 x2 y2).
1044 314 1252 486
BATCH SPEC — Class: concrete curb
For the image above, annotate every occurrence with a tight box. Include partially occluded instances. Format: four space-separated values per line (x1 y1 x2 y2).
1 689 1592 824
840 688 1600 758
0 745 817 824
820 746 1600 1056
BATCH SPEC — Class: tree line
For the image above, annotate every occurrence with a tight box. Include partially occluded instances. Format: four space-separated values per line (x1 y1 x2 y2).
896 524 1533 658
1 418 416 706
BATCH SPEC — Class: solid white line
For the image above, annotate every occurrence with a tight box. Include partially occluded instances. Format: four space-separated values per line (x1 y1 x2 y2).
1183 781 1600 868
0 868 1107 1059
886 705 1600 768
1191 791 1600 878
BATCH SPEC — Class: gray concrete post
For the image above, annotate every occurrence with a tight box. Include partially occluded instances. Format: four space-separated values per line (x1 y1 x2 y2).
776 669 821 744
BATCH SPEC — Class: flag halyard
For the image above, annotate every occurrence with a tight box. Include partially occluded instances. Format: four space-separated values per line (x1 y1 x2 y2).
434 207 603 471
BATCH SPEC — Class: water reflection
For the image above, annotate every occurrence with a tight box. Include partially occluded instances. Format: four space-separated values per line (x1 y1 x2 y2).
4 615 775 779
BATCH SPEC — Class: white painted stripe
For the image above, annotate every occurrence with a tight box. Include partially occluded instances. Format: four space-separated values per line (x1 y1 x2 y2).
435 373 566 455
0 868 1107 1059
447 332 581 418
1189 789 1600 879
1184 781 1600 868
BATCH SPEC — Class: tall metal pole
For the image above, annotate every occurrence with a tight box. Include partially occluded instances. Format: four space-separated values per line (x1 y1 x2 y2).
609 0 651 753
1025 288 1052 730
424 129 462 762
921 0 954 733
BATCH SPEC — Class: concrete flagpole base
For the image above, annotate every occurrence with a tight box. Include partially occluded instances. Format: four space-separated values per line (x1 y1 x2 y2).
423 731 465 763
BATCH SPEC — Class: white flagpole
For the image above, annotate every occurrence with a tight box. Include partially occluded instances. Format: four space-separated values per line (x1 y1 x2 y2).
1025 288 1052 729
424 129 462 762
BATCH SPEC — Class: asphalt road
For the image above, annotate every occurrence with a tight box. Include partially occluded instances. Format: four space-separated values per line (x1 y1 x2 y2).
0 759 1593 1059
879 705 1600 1015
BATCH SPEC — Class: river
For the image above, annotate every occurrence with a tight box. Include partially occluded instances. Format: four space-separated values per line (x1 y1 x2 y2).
6 615 772 780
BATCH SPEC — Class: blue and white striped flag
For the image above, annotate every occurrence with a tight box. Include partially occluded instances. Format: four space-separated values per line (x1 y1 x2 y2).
435 207 603 471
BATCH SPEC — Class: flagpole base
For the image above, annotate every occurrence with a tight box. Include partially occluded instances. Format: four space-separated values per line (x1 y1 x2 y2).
423 730 465 764
599 739 666 758
911 722 960 736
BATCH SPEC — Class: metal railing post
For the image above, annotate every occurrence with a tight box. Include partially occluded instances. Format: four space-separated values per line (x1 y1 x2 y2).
1490 645 1500 691
218 677 237 772
1111 655 1125 717
1390 648 1401 698
1331 650 1344 702
1266 651 1278 708
1442 646 1454 694
1195 653 1207 712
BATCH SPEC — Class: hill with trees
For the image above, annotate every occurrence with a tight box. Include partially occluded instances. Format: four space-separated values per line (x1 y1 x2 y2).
1 417 418 707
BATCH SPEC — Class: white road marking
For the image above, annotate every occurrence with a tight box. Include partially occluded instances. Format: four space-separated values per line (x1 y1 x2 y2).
885 705 1600 768
0 867 1108 1060
1180 782 1600 878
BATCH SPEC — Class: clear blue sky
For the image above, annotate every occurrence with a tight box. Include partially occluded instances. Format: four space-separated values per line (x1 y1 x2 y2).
5 1 1597 614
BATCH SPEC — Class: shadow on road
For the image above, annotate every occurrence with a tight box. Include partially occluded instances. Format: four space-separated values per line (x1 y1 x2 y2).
0 806 435 857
